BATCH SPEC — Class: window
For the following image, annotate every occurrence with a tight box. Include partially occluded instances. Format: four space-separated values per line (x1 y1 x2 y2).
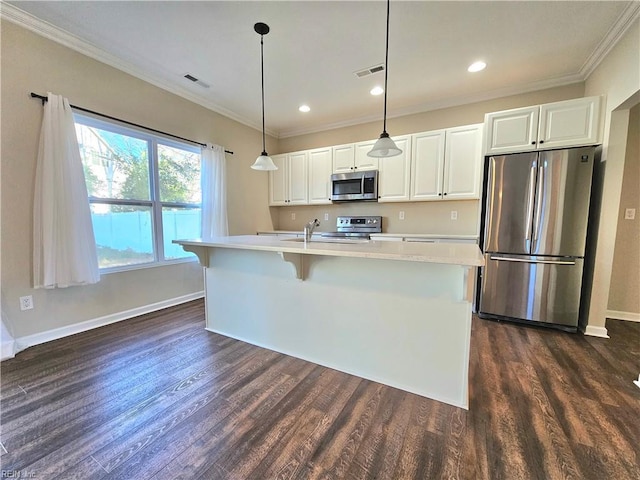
75 114 201 271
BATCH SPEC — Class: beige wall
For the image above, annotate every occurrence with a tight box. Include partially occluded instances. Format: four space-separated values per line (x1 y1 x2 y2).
584 17 640 331
608 103 640 314
273 201 480 235
1 21 276 339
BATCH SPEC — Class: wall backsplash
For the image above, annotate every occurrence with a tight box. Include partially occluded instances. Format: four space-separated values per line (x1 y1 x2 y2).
271 200 481 236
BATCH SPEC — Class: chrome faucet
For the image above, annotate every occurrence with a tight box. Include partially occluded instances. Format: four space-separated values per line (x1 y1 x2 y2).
304 218 320 242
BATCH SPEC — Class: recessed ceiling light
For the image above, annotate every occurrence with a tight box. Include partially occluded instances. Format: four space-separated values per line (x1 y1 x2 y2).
370 86 384 96
299 104 311 113
468 61 486 73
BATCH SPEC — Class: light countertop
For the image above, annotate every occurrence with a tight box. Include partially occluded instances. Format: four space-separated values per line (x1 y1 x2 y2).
257 230 479 240
176 235 484 267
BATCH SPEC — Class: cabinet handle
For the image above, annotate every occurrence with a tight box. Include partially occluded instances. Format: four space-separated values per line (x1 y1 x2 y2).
539 140 545 144
531 141 536 145
354 166 358 169
443 192 447 196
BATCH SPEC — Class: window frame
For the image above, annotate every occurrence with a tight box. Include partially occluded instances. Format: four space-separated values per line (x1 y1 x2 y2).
74 112 201 273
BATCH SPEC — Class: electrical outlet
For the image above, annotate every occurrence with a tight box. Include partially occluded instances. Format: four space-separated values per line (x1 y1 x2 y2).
451 210 458 220
324 213 329 221
399 211 405 220
625 208 636 220
291 212 296 220
20 295 34 311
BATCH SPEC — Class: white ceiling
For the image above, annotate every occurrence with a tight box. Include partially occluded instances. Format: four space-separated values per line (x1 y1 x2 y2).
4 1 638 138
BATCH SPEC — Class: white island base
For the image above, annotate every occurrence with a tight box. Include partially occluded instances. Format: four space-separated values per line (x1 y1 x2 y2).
178 236 482 409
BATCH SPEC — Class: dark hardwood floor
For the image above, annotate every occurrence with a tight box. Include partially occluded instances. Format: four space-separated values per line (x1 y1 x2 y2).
1 299 638 479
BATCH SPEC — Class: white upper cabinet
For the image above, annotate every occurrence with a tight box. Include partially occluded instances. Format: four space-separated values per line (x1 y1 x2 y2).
332 144 356 174
287 151 308 204
333 141 378 173
485 96 601 155
308 147 332 204
378 135 412 202
442 124 484 199
410 124 483 201
411 130 446 200
538 97 601 149
353 141 379 171
268 154 288 206
268 151 308 206
484 107 539 154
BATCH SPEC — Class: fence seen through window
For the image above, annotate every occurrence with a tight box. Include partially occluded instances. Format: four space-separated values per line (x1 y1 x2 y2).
75 115 201 270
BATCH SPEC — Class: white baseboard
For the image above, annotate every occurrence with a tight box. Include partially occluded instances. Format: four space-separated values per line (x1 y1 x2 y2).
584 325 610 338
13 292 204 354
606 310 640 322
1 340 16 361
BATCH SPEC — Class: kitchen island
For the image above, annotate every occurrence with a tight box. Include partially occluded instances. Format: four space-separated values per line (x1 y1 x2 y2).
176 235 483 409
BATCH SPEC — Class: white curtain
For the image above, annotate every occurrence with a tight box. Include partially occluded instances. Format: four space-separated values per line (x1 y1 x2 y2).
201 143 229 238
33 93 100 288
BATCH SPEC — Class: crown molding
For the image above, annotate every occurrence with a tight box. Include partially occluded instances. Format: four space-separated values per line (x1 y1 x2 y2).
0 2 275 137
580 2 640 78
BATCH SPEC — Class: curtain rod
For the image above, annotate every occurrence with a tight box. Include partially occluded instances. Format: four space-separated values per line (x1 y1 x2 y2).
30 92 233 155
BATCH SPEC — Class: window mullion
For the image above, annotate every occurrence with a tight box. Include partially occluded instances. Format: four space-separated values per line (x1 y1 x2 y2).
150 138 164 262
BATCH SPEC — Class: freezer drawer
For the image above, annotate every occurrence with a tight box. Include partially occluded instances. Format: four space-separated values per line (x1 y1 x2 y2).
479 254 584 327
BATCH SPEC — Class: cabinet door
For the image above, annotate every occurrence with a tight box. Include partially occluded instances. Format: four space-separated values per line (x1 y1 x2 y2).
538 96 600 149
410 130 445 200
269 154 288 206
332 144 355 173
443 124 483 199
308 147 332 204
378 135 411 202
287 151 308 205
485 106 539 155
354 140 379 171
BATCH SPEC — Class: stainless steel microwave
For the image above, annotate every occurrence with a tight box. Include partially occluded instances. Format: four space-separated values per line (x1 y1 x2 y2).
330 170 378 202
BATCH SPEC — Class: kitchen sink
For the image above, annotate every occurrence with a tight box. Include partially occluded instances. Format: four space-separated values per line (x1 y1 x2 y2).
280 237 370 244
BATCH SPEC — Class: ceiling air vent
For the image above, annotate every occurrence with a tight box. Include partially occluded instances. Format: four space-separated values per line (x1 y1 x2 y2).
354 64 385 78
183 73 210 89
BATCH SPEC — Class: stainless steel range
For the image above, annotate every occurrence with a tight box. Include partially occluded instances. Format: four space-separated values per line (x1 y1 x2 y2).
321 215 382 239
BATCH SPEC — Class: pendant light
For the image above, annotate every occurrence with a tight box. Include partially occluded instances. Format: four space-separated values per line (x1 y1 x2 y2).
368 0 402 158
251 22 278 171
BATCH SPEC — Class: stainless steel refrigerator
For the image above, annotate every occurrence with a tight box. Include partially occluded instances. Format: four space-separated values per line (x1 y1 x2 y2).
478 146 597 331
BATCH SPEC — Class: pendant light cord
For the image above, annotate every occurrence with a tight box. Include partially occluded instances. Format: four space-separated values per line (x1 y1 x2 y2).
382 0 390 134
260 34 267 155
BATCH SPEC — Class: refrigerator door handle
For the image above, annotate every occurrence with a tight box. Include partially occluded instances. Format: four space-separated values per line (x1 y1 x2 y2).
532 163 545 250
490 255 576 266
525 162 537 248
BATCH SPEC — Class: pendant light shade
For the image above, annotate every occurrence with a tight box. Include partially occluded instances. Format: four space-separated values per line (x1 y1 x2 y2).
368 132 403 158
368 0 402 158
251 22 278 171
